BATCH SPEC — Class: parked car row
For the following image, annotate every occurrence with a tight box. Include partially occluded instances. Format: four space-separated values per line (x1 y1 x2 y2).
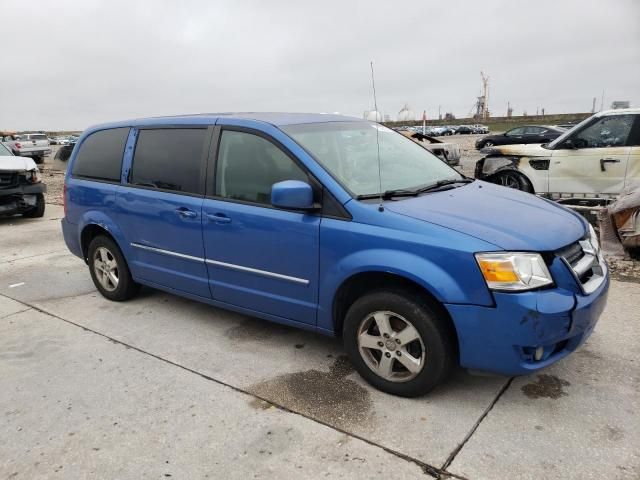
398 124 489 136
50 135 79 145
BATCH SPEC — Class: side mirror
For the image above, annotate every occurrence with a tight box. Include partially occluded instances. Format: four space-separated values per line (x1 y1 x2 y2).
271 180 315 210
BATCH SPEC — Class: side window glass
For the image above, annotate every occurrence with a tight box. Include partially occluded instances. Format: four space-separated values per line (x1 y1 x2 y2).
215 130 308 205
130 128 207 195
506 127 524 136
71 127 129 182
573 115 634 148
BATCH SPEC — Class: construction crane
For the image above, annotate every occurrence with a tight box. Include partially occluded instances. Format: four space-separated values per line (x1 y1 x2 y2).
470 71 490 120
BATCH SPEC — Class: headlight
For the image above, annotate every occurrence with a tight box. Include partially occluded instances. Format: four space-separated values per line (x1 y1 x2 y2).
20 169 41 184
475 252 553 291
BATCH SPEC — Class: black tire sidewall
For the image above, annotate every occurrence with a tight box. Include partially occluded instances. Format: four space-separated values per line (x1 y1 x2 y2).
23 194 45 218
343 290 454 397
87 235 138 301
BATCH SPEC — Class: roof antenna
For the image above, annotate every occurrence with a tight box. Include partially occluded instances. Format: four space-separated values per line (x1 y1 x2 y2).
370 61 384 212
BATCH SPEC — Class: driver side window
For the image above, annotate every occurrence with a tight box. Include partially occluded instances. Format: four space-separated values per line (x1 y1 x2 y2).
573 115 634 148
215 130 308 205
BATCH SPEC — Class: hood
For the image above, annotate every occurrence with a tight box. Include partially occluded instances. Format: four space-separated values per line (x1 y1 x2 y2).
0 155 36 172
482 143 551 157
385 181 586 251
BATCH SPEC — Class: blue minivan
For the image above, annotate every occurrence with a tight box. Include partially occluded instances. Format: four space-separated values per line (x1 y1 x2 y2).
62 113 609 397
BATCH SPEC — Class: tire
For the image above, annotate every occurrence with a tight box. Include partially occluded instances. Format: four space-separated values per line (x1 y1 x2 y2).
23 194 45 218
33 156 44 165
87 235 140 301
492 170 532 192
343 290 455 397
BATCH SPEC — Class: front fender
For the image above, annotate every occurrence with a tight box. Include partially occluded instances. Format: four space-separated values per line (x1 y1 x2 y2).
317 248 490 332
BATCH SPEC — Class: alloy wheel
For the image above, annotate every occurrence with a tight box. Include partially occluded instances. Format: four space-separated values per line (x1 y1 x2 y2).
357 311 426 382
93 246 119 292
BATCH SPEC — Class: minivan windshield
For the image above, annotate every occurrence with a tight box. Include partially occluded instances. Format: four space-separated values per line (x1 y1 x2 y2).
282 121 463 197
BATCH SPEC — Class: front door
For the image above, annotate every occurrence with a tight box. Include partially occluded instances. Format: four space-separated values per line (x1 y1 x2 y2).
549 114 633 195
117 127 211 297
202 127 320 325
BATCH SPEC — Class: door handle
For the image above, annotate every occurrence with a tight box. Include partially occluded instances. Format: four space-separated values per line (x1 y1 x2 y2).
600 157 620 172
206 213 232 224
175 207 197 219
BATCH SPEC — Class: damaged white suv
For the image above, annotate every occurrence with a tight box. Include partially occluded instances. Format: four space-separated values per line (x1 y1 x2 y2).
475 108 640 207
0 142 46 218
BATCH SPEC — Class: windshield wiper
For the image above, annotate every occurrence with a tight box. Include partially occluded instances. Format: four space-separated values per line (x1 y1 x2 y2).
413 178 474 193
356 178 473 200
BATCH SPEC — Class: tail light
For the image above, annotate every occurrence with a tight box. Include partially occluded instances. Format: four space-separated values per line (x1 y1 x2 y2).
15 142 22 149
63 183 67 217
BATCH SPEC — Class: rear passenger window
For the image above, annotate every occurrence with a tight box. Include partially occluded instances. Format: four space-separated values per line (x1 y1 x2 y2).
130 128 207 195
72 128 129 182
215 130 308 205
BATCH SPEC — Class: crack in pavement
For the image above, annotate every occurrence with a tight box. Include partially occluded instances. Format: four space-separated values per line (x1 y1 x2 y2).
1 292 449 477
0 249 69 265
0 307 32 321
440 376 514 473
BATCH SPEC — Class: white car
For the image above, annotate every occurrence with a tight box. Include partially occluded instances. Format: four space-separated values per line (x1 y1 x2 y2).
474 108 640 207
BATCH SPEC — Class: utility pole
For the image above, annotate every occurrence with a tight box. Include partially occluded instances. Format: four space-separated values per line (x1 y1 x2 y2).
600 90 605 111
592 97 596 113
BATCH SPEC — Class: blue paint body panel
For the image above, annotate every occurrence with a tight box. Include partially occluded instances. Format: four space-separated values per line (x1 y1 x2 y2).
62 112 610 376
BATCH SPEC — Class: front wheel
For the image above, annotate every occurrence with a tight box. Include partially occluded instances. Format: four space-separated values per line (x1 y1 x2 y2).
343 290 455 397
88 235 140 301
492 170 532 192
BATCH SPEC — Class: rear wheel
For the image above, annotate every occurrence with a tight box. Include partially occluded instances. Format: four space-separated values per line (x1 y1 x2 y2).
23 194 45 218
343 290 455 397
492 170 532 192
88 235 140 301
32 156 44 165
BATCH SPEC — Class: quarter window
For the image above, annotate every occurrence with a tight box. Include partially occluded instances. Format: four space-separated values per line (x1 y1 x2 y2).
573 115 634 148
215 130 308 205
130 128 207 195
71 127 129 182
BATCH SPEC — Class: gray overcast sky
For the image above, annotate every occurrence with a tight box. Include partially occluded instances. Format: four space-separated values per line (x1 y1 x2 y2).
1 0 639 130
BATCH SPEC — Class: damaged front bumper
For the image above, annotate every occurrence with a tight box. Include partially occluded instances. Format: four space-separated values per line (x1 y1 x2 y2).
0 183 46 216
444 252 609 376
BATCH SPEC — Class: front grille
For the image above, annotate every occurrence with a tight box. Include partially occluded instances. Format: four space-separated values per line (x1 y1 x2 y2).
0 172 18 189
557 239 606 294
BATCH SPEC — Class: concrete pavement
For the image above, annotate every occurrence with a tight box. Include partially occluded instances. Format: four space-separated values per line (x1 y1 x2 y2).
0 205 638 479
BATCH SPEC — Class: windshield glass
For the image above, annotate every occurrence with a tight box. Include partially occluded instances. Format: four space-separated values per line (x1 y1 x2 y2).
0 143 13 156
282 121 462 197
547 115 595 148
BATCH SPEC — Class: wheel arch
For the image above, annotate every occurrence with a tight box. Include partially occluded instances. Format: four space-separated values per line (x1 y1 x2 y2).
78 213 129 263
330 271 460 362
